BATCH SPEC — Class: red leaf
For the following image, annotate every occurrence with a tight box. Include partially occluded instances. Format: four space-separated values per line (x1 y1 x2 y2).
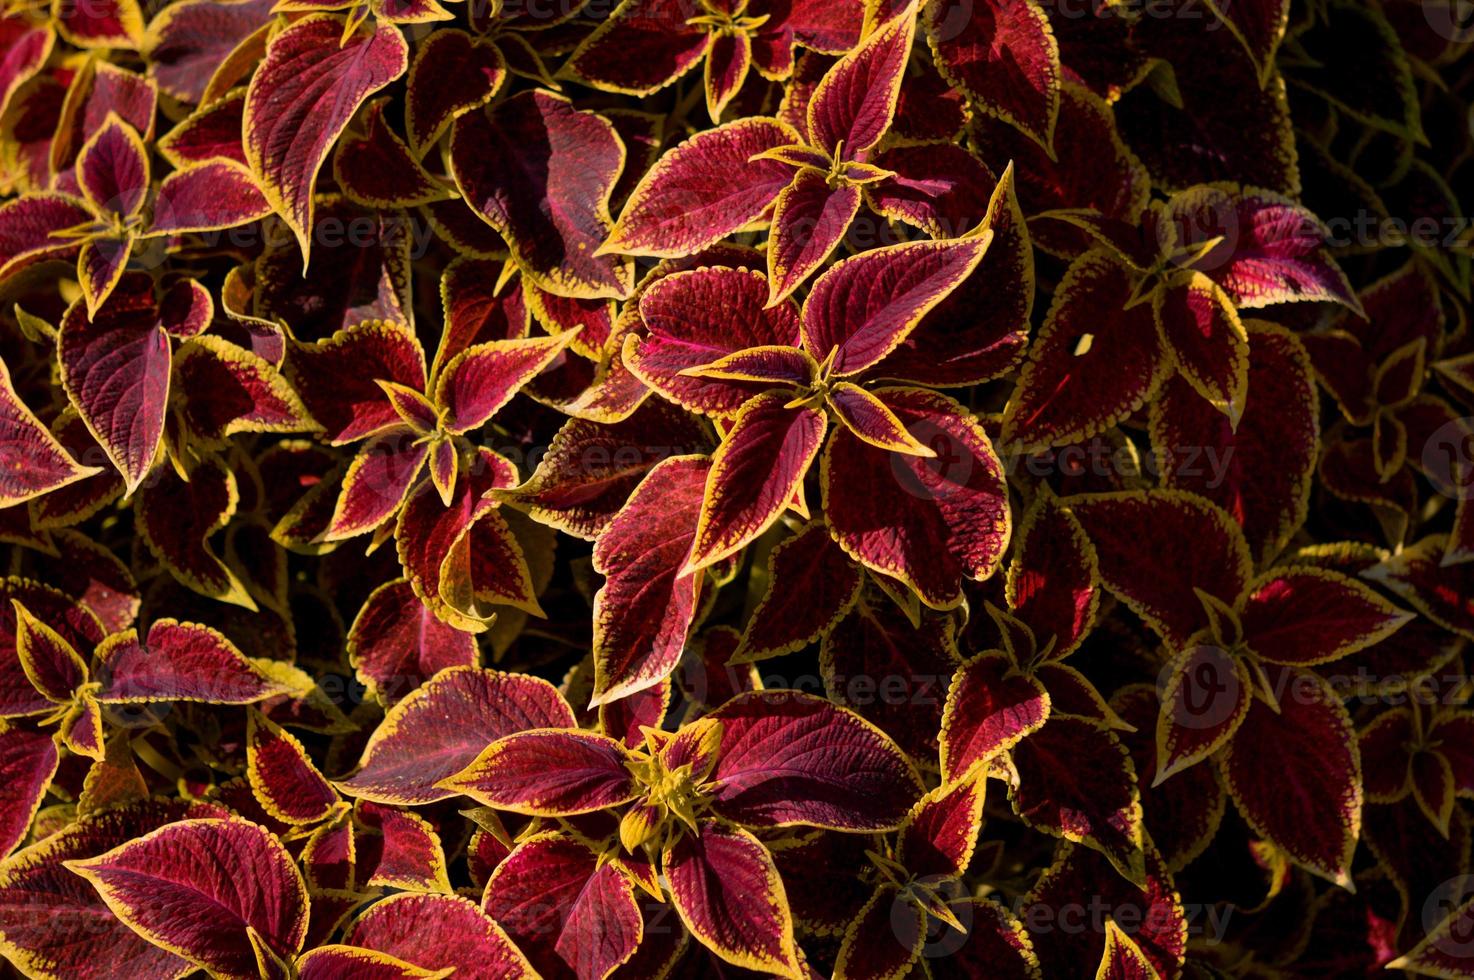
57 283 171 495
246 710 339 826
158 92 248 166
172 336 313 447
436 334 573 433
685 393 826 573
1222 666 1361 885
880 164 1033 387
148 159 272 235
1359 708 1414 803
1007 491 1099 659
1117 19 1298 194
345 892 536 980
821 601 957 762
11 601 87 704
0 359 99 508
564 1 708 96
1239 567 1412 666
1151 321 1319 565
806 8 913 157
704 690 922 830
978 83 1147 258
94 619 290 704
1001 250 1168 452
925 0 1060 147
0 582 103 717
501 402 710 540
435 258 530 376
482 832 642 980
56 0 143 49
324 434 429 541
436 502 545 624
664 822 798 977
296 945 452 980
898 776 987 881
823 387 1010 609
145 0 275 104
591 455 710 705
357 801 451 893
920 898 1040 978
940 651 1050 784
394 450 518 630
75 115 148 221
629 266 801 416
525 285 615 359
451 91 631 299
1097 920 1160 980
833 884 925 980
704 30 752 119
405 28 505 156
1012 716 1146 884
0 723 58 857
1066 490 1253 647
605 118 799 257
802 236 992 377
66 817 308 979
1206 0 1291 82
0 193 92 287
1365 536 1474 641
1155 643 1252 784
867 142 994 239
135 455 254 608
52 62 157 174
767 171 862 303
735 521 861 662
0 18 51 122
1163 185 1359 312
286 320 427 445
1110 684 1225 871
1022 840 1185 978
1388 894 1474 979
347 578 478 705
76 238 134 318
0 800 228 979
338 667 575 804
334 98 448 209
1153 272 1249 419
443 729 637 816
243 14 408 264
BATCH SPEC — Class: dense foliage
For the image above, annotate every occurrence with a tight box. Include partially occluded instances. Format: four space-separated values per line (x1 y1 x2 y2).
0 0 1470 977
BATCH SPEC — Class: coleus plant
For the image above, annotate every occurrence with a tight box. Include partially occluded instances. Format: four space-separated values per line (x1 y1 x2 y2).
0 0 1470 978
437 688 923 976
603 3 924 303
